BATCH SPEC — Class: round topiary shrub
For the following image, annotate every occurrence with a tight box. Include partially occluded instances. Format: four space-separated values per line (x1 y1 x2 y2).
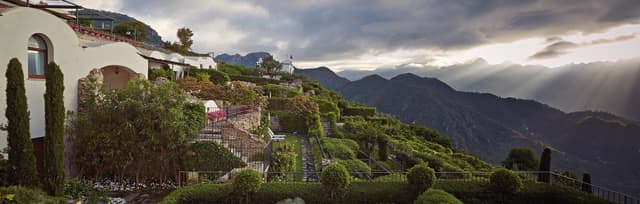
407 164 436 193
320 163 350 200
489 168 522 194
414 189 463 204
233 169 262 203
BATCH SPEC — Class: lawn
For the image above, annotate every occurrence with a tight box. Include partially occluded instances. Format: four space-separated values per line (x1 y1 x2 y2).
272 135 303 181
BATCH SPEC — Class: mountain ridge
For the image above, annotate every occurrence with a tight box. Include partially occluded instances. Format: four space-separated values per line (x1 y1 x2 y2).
299 67 640 197
336 57 640 121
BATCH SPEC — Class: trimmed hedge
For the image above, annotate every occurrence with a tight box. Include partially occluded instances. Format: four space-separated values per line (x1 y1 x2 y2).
313 98 340 115
208 69 230 85
489 168 522 194
160 180 612 204
230 75 281 85
336 159 372 179
322 138 358 159
321 163 350 200
272 112 309 134
435 180 614 204
184 67 230 85
407 164 436 194
185 141 246 172
233 169 263 202
343 106 376 117
267 84 301 98
414 189 462 204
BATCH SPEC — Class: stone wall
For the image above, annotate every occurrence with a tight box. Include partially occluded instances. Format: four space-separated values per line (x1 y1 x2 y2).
228 110 261 132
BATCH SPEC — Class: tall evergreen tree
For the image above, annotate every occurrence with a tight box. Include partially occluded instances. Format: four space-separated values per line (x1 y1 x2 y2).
582 173 593 194
502 148 539 171
537 147 551 183
43 62 65 196
5 58 40 187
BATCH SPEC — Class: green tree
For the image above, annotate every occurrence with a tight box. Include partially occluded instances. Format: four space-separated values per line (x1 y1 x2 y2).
113 21 147 41
377 135 388 161
69 79 204 182
177 27 194 51
4 58 39 187
537 147 551 183
502 148 539 171
260 55 282 73
43 62 65 196
320 163 350 200
490 168 522 194
407 164 435 195
233 169 262 204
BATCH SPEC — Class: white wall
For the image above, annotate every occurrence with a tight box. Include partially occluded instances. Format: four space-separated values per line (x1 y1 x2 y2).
0 7 147 155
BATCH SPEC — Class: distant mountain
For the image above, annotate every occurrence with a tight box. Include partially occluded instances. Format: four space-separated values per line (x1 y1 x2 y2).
294 67 350 90
78 9 164 47
337 58 640 121
215 52 271 68
304 68 640 196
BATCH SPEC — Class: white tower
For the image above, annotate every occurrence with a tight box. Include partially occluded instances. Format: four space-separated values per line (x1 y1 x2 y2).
281 55 294 74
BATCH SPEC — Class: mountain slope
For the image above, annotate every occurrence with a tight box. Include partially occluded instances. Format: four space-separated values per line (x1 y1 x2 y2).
294 67 350 90
215 52 271 67
337 58 640 121
78 9 164 47
315 72 640 196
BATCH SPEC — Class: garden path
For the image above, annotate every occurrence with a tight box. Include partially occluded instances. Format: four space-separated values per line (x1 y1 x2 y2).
301 136 318 182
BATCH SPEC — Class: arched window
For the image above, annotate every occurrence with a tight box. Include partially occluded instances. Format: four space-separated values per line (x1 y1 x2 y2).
28 35 48 78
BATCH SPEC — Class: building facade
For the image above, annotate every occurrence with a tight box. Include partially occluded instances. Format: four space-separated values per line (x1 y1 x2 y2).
0 6 148 159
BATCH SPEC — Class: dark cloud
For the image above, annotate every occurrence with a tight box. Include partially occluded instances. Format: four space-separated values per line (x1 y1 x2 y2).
102 0 640 61
529 34 637 59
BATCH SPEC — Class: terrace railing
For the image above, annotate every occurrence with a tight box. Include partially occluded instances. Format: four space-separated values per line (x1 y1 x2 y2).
68 23 142 47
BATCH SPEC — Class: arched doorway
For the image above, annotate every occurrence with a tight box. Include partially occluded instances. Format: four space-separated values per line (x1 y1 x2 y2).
100 65 137 89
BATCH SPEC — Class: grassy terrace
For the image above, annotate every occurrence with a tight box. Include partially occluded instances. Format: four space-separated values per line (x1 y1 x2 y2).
272 135 303 181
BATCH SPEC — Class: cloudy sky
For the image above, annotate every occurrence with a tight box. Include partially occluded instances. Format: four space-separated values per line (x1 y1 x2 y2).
73 0 640 71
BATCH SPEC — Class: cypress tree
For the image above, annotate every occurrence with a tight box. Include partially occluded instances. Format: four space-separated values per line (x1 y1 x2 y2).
582 173 593 194
43 62 65 196
377 135 388 161
5 58 40 187
537 147 551 183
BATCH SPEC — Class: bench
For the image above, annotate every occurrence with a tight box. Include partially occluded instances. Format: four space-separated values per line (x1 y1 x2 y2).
268 128 286 141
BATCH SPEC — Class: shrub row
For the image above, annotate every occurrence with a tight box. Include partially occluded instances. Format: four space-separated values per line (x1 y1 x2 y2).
272 112 308 134
336 159 372 179
266 84 301 98
184 141 246 172
322 138 359 159
185 67 230 85
230 75 281 85
343 106 376 117
312 98 340 115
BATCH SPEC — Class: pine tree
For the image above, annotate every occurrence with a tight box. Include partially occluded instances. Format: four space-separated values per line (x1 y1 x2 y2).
5 58 40 187
537 147 551 183
43 62 65 196
582 173 593 194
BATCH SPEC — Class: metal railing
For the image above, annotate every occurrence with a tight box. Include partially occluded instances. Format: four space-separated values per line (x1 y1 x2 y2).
68 23 143 47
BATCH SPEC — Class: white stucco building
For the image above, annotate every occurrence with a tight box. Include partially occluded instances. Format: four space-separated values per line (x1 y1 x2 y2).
281 55 294 74
0 1 218 160
139 49 217 80
0 5 149 154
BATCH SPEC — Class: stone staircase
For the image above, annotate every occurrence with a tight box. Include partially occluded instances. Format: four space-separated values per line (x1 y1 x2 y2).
321 117 332 137
197 118 267 175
